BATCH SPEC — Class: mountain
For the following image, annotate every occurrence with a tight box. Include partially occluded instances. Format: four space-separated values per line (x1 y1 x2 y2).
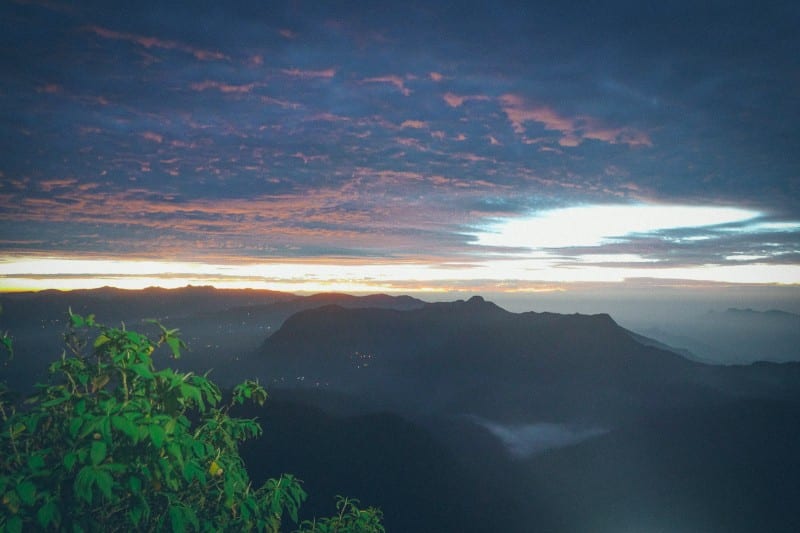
258 296 792 423
4 289 800 531
255 298 800 531
0 287 425 390
625 306 800 364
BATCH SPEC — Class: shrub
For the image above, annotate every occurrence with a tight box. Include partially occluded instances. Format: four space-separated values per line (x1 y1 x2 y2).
0 311 383 532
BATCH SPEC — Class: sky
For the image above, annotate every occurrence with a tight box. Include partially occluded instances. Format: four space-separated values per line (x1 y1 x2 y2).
1 0 799 296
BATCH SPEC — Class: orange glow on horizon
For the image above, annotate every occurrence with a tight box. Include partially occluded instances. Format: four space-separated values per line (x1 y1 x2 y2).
2 254 799 294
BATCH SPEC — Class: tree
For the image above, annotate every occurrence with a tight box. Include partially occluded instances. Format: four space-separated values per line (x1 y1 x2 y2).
0 311 384 532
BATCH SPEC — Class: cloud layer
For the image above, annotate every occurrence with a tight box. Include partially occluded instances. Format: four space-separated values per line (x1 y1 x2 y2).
0 0 798 288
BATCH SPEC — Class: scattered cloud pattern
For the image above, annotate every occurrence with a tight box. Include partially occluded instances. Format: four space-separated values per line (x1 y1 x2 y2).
0 0 798 289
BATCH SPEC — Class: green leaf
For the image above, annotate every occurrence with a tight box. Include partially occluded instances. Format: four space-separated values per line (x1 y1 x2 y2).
149 425 166 448
75 398 86 416
37 500 60 528
94 470 113 500
129 476 142 495
27 453 45 471
17 480 36 506
129 506 144 527
63 452 77 471
6 516 23 533
90 440 107 466
130 363 154 379
166 336 183 359
169 505 186 533
69 417 83 439
69 311 85 328
112 415 139 442
180 383 203 410
93 334 111 349
41 395 70 407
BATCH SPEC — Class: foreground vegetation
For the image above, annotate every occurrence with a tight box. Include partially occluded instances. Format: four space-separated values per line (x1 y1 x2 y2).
0 311 383 532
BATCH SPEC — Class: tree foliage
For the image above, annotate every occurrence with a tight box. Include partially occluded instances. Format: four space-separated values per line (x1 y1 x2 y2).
0 311 383 532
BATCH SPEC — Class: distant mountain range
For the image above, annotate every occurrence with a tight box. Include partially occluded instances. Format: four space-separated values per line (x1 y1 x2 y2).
0 286 424 389
632 305 800 364
257 295 800 424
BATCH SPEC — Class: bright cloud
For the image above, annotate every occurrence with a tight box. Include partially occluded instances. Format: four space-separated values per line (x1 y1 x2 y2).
472 204 760 249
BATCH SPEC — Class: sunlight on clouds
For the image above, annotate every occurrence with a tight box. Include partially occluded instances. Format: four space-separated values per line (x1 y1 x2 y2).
472 204 760 249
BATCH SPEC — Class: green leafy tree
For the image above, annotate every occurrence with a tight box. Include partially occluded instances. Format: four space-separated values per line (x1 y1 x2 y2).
0 311 383 532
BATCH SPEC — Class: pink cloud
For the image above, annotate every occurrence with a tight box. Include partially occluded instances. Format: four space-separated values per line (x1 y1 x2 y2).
400 120 427 129
362 75 411 96
278 28 297 39
260 96 301 109
443 92 491 108
281 68 337 79
141 131 164 143
499 93 652 147
38 178 78 192
86 26 228 61
35 84 62 94
190 80 257 93
429 72 444 82
306 112 350 122
443 93 465 107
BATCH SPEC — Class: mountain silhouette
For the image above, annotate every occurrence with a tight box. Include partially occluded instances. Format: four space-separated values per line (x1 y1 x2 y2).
257 296 796 423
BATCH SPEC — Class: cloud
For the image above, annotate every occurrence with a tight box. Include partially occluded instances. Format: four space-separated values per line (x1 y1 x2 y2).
400 120 427 129
38 178 77 192
85 26 229 61
361 75 411 96
141 131 163 143
469 416 607 458
35 84 62 94
443 92 490 107
189 80 258 93
499 94 652 147
281 68 337 79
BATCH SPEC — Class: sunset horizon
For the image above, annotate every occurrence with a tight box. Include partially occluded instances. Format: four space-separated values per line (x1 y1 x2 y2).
2 0 798 303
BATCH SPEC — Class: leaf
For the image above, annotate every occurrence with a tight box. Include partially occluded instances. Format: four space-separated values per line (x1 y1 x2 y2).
93 334 111 349
41 395 70 408
63 452 77 471
149 425 166 448
69 416 83 440
27 453 45 471
6 516 23 533
75 398 86 416
179 383 203 410
166 336 183 359
91 374 111 392
17 480 36 506
208 460 223 477
69 311 85 328
169 505 187 533
111 415 139 442
37 500 60 528
129 476 142 495
129 363 154 379
94 470 113 499
90 440 107 466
